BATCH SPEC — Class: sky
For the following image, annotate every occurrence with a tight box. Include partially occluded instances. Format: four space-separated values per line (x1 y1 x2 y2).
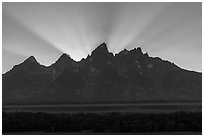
2 2 202 73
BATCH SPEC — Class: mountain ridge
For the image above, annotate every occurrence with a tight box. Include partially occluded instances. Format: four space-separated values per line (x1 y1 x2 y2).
2 43 202 105
4 43 200 74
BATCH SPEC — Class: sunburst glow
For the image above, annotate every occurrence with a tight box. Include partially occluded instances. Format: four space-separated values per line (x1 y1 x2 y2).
2 2 201 73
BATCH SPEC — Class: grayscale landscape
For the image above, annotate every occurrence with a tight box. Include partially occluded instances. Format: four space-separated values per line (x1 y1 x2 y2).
2 2 202 135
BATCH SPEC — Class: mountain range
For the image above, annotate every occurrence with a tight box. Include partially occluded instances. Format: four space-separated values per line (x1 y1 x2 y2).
3 43 202 105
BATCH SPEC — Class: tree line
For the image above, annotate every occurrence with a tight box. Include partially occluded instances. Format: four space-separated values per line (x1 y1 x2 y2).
2 111 202 134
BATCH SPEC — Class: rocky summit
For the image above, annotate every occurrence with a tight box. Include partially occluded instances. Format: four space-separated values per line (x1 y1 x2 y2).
2 43 202 105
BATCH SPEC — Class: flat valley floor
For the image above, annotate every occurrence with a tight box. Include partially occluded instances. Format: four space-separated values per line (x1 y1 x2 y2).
2 102 202 135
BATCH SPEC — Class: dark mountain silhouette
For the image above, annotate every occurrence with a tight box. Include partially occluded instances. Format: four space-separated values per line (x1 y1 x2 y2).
2 43 202 105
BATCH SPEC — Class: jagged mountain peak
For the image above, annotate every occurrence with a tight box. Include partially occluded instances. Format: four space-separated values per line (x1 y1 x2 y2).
24 56 39 64
91 43 109 55
58 53 71 60
60 53 71 58
129 47 143 53
49 53 77 76
116 47 144 58
136 47 142 52
99 42 108 48
4 55 42 76
54 53 76 64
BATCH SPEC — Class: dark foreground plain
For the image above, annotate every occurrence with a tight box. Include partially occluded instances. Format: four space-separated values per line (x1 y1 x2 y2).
2 110 202 135
2 103 201 113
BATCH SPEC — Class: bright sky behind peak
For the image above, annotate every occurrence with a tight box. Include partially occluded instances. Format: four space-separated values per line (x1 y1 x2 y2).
2 2 201 73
